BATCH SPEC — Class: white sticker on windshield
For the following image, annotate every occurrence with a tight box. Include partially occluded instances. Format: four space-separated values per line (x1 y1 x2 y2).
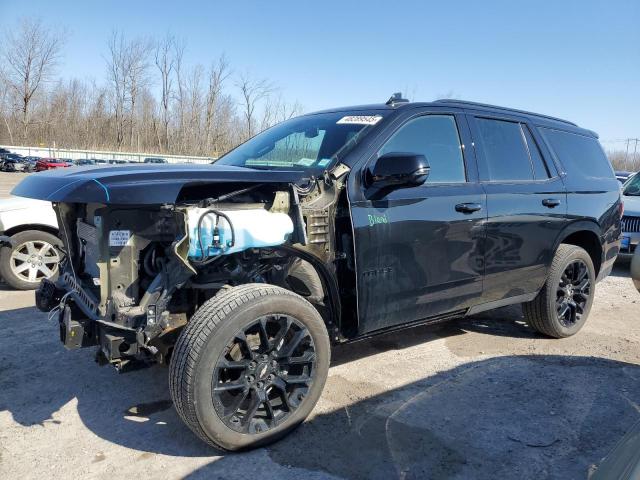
318 158 332 167
296 158 315 166
337 115 382 126
109 230 131 247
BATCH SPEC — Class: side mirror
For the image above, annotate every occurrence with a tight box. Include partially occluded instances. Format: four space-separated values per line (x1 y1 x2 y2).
366 152 430 190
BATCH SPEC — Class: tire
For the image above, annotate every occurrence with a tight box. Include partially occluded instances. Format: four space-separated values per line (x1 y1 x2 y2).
0 230 62 290
523 244 596 338
169 283 330 451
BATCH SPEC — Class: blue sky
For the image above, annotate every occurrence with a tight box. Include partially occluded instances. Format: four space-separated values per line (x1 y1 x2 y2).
1 0 638 146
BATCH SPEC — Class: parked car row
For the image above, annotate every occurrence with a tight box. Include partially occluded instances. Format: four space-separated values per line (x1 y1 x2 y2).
0 153 34 172
0 149 170 171
0 153 76 172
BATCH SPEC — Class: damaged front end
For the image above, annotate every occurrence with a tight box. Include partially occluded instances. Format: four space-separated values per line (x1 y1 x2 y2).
26 165 350 371
37 202 195 369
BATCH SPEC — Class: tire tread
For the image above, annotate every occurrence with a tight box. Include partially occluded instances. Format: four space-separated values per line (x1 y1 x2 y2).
169 283 322 450
523 244 594 338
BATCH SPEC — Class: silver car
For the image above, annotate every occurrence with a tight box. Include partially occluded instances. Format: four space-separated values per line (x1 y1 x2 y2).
620 172 640 256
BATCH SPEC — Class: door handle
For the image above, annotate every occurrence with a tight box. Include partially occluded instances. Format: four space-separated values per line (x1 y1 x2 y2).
542 198 561 208
455 203 482 214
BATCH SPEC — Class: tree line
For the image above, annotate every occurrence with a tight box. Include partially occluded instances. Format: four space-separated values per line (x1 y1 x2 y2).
608 150 640 172
0 19 302 157
1 19 632 168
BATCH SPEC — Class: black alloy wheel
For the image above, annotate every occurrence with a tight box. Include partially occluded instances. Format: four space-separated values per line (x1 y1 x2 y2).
556 259 591 327
212 314 316 434
523 244 596 338
170 283 330 450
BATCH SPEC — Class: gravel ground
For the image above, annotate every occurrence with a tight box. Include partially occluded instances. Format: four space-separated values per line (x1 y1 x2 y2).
0 172 639 479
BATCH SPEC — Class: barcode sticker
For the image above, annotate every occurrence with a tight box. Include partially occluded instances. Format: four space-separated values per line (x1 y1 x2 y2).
109 230 131 247
337 115 382 125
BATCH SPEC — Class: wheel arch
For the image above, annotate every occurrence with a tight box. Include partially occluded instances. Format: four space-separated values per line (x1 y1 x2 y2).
275 245 342 341
555 221 603 276
3 224 60 239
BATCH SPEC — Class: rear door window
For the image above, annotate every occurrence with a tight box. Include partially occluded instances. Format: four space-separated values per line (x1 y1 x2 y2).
539 128 614 180
475 118 534 181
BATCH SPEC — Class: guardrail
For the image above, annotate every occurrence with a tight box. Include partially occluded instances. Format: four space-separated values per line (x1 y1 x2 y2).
0 145 216 165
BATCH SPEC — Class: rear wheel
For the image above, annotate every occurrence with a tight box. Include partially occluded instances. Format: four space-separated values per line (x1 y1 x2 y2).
169 283 330 450
523 244 595 338
0 230 62 290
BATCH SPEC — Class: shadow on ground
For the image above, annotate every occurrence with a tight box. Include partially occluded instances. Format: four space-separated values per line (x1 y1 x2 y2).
2 304 640 479
610 261 632 278
184 353 640 480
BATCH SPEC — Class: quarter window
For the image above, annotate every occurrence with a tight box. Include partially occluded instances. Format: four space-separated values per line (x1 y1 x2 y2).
379 115 466 183
540 128 614 180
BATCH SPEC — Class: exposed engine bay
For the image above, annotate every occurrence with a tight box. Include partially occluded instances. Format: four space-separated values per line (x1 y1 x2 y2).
35 171 355 371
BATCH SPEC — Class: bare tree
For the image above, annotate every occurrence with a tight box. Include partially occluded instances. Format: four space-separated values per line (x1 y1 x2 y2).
173 39 187 151
0 76 15 144
126 38 152 150
180 64 204 153
0 18 65 141
105 31 130 148
204 55 230 154
0 26 304 157
154 34 176 151
261 95 302 131
236 72 273 138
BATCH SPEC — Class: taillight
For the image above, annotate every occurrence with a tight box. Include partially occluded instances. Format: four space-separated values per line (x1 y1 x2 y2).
620 201 625 218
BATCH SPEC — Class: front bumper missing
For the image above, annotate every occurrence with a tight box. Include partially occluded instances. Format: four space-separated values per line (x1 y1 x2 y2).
36 278 139 361
37 278 97 350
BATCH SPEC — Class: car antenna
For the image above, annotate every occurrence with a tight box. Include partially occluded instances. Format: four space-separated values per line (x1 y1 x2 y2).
386 92 409 106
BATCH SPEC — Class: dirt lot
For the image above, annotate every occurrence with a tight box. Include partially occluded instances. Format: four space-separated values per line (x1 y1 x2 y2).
1 172 639 479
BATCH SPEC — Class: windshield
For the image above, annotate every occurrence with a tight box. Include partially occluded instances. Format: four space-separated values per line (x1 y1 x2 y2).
623 173 640 196
216 111 388 175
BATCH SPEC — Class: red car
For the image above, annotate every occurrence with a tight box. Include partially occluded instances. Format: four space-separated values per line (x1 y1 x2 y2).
35 158 72 172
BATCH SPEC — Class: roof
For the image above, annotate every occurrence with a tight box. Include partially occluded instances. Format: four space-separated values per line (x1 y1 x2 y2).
432 99 577 126
307 98 595 137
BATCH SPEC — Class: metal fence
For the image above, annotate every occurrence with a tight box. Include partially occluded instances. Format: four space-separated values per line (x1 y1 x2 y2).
0 145 216 165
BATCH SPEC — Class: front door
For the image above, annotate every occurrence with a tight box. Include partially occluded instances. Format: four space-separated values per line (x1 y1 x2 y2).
349 111 486 335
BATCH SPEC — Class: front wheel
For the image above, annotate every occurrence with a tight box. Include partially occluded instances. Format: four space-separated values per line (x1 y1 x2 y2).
169 283 330 450
523 244 596 338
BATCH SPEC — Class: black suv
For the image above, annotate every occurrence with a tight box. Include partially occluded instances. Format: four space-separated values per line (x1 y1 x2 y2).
16 96 621 450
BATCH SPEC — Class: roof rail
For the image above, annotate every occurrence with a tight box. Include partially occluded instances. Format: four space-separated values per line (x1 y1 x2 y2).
434 99 577 126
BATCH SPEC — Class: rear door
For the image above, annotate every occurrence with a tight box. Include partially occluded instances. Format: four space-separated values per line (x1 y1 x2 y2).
349 108 486 334
466 113 568 303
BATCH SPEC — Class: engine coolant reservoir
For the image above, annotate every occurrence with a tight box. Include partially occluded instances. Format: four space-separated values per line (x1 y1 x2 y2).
186 207 294 259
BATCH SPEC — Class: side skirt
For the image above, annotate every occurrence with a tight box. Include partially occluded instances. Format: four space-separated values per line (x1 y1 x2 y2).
340 309 467 345
466 292 538 316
